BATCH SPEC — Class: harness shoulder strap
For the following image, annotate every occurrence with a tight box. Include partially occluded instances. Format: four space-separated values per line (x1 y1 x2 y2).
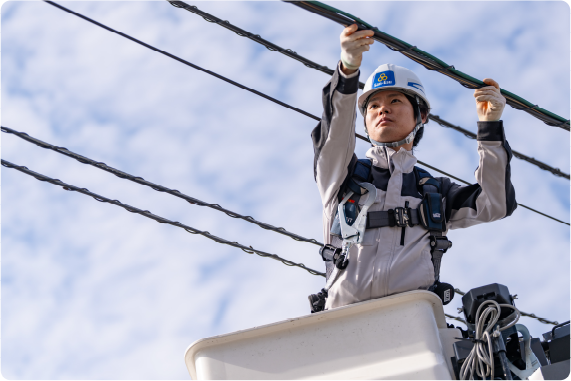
346 158 372 195
413 166 452 282
331 158 372 238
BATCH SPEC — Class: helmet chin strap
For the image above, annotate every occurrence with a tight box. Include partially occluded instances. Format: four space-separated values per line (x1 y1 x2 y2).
369 124 422 148
366 95 424 148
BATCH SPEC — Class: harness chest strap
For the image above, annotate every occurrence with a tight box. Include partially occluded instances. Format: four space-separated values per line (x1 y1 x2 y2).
366 208 420 228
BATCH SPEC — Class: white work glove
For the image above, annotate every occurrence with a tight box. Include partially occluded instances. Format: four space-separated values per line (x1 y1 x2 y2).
340 24 374 74
474 78 506 121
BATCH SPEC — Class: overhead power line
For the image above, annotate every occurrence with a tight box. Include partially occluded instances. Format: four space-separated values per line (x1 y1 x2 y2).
167 0 568 181
1 159 325 278
167 0 336 75
43 1 320 123
42 0 570 226
1 126 323 247
445 313 467 325
429 115 569 180
286 1 570 131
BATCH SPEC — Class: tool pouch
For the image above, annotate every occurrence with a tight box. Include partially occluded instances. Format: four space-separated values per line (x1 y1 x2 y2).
417 192 445 232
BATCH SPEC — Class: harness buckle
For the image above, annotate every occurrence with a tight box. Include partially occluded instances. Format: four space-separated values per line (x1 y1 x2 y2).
394 207 411 227
429 235 453 253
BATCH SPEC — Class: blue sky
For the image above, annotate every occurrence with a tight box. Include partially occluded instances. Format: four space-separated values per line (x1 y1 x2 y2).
2 1 569 379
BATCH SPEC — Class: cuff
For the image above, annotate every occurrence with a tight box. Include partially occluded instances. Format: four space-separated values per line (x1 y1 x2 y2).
477 121 505 141
336 61 360 94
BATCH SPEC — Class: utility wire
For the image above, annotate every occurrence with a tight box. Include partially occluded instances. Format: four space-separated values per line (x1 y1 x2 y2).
453 288 559 326
429 115 569 180
167 0 336 75
445 313 467 325
43 1 320 123
1 159 326 278
286 1 570 131
42 1 570 226
1 126 323 247
167 0 568 181
16 2 562 325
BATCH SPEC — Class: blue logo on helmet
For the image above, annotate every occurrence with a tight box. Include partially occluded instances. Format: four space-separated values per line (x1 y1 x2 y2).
407 81 425 93
372 70 395 89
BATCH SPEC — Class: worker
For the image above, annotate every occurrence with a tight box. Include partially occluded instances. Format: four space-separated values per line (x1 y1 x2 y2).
311 24 517 310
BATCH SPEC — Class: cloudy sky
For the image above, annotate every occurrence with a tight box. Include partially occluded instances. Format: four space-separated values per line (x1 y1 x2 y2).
2 1 569 379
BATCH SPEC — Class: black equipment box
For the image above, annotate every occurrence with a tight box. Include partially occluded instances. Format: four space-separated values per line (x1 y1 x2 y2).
461 283 514 325
548 322 570 365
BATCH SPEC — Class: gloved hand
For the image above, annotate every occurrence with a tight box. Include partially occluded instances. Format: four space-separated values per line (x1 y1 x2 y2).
474 78 506 121
340 24 374 74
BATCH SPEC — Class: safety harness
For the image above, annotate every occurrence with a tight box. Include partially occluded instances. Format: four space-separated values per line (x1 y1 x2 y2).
309 159 454 313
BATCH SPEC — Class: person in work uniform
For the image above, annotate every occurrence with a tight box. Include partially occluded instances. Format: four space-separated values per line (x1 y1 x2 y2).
311 24 517 310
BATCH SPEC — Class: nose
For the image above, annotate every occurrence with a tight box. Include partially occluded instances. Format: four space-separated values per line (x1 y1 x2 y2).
378 103 390 115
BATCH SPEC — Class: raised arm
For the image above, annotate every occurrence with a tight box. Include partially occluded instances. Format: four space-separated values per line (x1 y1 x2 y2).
312 25 374 207
444 79 517 228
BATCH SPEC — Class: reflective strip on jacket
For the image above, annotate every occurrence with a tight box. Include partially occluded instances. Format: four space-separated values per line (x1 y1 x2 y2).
311 62 517 310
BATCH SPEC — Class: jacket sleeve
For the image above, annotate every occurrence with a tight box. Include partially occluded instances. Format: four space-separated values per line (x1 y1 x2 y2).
443 121 517 229
311 62 360 243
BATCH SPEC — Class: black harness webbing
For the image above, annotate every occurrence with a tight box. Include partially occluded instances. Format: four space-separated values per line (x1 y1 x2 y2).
366 209 421 228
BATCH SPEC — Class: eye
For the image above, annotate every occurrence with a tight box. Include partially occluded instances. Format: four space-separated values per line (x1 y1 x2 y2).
391 98 401 104
369 104 378 109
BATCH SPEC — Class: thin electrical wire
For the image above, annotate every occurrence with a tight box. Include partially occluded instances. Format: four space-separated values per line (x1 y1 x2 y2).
1 126 324 247
42 1 320 123
167 0 569 181
429 115 569 180
38 1 571 225
287 1 570 131
445 313 467 325
1 159 326 277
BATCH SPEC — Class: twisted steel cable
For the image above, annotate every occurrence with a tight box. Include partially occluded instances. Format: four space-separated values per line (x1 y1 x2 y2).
32 1 571 226
167 0 335 75
1 126 323 247
286 1 570 131
445 313 467 325
1 159 326 277
167 0 569 181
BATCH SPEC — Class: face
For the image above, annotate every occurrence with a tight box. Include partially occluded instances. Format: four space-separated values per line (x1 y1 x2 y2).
364 90 417 146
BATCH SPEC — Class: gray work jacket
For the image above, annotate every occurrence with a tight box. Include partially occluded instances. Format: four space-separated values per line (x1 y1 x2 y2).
311 62 517 309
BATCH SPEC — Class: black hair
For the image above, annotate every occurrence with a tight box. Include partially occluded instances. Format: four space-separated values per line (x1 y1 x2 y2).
402 93 429 147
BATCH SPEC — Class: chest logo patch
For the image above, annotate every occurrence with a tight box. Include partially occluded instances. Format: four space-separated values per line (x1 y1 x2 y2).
372 70 395 89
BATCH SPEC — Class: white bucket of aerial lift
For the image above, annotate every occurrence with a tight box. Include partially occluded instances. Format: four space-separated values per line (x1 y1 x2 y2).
357 63 431 116
184 290 462 380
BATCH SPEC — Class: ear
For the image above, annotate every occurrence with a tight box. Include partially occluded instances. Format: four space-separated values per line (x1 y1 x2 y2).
421 109 429 124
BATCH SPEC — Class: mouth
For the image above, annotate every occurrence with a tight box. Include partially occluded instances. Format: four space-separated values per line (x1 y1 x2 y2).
376 117 394 128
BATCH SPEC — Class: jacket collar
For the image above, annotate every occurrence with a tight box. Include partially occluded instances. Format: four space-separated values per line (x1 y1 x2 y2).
365 145 417 174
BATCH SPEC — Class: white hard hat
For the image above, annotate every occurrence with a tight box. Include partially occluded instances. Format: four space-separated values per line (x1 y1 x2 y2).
358 64 430 147
357 63 430 117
